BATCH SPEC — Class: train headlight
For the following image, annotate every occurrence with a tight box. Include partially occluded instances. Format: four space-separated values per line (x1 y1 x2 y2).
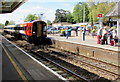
33 32 35 34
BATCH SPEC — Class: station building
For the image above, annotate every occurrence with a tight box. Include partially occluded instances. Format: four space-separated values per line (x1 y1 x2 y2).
105 2 120 27
105 2 120 42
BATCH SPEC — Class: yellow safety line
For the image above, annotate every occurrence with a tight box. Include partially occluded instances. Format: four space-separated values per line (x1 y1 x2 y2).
2 45 28 82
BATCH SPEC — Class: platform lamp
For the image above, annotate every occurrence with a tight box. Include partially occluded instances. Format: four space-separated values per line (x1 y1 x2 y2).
40 13 43 20
34 14 41 20
79 2 85 23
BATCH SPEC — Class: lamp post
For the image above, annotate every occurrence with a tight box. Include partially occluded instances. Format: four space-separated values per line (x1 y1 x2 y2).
83 3 85 23
79 2 85 23
40 13 43 20
34 13 44 20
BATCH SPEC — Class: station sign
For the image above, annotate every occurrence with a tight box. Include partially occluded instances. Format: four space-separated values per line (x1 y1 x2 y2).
98 14 102 17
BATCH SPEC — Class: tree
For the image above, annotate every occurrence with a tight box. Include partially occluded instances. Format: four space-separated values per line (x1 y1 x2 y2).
8 20 15 25
54 9 73 23
66 11 74 23
47 20 51 26
88 2 115 23
5 20 15 26
24 14 39 22
5 20 9 26
73 2 89 23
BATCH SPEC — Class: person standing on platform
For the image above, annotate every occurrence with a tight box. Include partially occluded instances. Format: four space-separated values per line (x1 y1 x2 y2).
92 26 97 38
65 27 69 39
108 29 114 46
82 27 86 41
101 26 108 45
97 28 102 44
75 26 79 36
113 29 118 46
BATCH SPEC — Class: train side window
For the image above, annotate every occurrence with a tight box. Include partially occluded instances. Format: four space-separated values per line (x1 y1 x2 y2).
24 27 26 30
23 27 26 30
21 27 23 30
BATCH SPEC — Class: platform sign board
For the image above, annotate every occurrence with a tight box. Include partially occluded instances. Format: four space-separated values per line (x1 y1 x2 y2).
98 14 102 18
99 15 103 28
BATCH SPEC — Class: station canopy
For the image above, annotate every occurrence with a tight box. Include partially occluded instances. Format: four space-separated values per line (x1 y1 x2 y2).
0 0 26 14
105 2 120 17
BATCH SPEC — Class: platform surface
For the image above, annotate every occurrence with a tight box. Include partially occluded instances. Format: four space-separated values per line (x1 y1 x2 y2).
1 36 64 81
2 44 22 81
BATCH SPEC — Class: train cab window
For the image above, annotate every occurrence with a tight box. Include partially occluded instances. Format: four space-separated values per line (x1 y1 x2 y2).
43 26 47 31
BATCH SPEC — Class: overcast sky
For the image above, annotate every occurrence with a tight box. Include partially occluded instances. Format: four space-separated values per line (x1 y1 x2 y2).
0 0 118 24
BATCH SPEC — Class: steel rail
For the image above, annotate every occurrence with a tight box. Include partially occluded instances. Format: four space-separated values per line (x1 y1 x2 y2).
30 50 90 82
48 48 120 77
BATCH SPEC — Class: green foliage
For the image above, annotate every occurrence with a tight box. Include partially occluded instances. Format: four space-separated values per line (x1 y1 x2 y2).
8 20 15 25
66 11 74 23
24 14 39 22
73 2 89 23
54 2 115 24
5 20 15 26
54 9 73 23
89 2 115 22
47 20 51 26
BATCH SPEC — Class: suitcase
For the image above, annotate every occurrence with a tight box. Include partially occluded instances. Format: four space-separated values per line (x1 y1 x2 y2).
100 39 105 45
110 40 114 46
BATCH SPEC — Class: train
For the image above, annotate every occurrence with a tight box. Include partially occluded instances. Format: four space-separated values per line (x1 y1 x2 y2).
4 20 47 43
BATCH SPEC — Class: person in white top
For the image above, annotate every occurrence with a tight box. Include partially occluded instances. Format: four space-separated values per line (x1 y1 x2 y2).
97 28 102 44
101 26 108 45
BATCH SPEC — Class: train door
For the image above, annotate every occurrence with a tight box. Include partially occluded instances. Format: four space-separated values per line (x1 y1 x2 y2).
37 23 42 37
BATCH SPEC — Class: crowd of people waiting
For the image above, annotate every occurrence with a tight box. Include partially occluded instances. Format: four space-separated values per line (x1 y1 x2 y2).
97 26 118 46
59 25 118 46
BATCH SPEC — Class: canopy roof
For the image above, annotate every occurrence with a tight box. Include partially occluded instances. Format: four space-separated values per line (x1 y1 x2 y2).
105 2 120 17
0 0 26 14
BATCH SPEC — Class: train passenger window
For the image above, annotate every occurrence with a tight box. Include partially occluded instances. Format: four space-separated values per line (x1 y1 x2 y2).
21 27 23 30
24 27 26 30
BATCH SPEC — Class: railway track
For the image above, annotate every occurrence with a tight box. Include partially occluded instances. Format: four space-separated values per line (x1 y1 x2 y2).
29 50 90 81
22 44 119 81
3 34 119 81
19 46 112 81
47 47 120 80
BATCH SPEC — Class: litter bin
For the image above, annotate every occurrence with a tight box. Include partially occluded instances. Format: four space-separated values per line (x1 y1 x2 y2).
71 30 76 36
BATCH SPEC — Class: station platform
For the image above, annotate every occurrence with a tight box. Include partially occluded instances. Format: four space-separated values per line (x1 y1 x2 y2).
2 44 23 81
48 34 119 52
1 35 65 81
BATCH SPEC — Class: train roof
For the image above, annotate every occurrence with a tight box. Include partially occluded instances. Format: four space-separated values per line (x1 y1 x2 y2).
16 20 46 25
4 20 46 28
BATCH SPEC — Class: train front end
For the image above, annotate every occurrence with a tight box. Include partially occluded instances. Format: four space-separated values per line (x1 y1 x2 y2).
31 20 47 43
